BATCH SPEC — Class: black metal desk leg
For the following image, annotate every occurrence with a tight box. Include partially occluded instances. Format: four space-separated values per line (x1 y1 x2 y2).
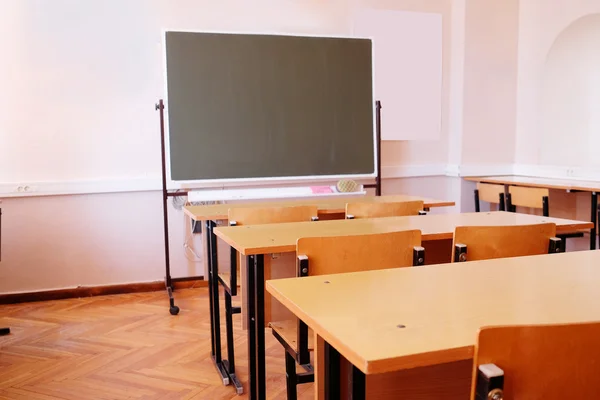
246 255 257 399
324 341 341 400
224 290 243 394
591 192 598 250
206 221 216 358
348 365 366 400
208 220 228 385
254 254 266 400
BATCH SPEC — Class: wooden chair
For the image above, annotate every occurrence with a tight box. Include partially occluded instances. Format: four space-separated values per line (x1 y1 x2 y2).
272 230 425 400
217 205 319 393
474 183 506 212
472 321 600 400
452 223 562 262
506 185 582 251
506 185 549 215
345 200 425 219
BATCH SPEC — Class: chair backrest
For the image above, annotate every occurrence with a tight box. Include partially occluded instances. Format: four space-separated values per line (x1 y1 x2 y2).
453 223 560 262
228 205 318 226
292 230 423 366
345 201 424 219
472 321 600 400
296 230 423 277
477 183 505 205
507 186 549 215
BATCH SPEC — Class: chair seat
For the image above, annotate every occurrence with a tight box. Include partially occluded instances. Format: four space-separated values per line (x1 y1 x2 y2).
270 320 314 353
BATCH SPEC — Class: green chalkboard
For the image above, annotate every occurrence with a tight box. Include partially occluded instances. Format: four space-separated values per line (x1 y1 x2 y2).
164 31 375 181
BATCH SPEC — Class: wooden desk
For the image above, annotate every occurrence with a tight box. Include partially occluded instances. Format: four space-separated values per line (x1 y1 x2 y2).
214 211 592 255
187 194 455 395
184 194 455 222
214 211 592 399
267 250 600 399
465 175 600 249
465 175 600 192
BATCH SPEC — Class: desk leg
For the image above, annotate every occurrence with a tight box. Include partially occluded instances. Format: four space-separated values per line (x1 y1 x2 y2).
591 192 598 250
324 341 341 400
244 253 267 400
207 220 229 385
224 289 243 394
323 340 365 400
254 254 266 400
206 222 215 357
349 365 366 400
246 255 257 400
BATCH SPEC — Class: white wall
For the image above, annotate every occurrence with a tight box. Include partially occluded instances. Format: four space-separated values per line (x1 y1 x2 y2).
461 0 520 166
372 0 453 168
0 192 174 292
538 14 600 167
516 0 600 167
0 0 459 294
14 0 591 294
0 0 355 193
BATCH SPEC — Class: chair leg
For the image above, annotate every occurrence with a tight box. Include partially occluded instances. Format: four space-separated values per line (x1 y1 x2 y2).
285 351 298 400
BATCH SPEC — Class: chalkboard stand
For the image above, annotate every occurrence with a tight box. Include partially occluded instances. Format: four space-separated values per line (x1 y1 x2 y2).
364 100 383 196
154 98 381 318
0 205 9 336
155 99 181 316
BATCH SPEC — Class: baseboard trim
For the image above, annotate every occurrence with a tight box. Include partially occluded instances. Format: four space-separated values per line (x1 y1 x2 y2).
0 276 206 305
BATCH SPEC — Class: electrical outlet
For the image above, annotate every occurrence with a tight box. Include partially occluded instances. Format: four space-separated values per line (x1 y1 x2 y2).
14 185 37 193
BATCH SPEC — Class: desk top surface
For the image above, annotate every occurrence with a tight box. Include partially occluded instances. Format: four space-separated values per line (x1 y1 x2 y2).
266 250 600 375
184 194 455 221
464 175 600 192
214 211 592 255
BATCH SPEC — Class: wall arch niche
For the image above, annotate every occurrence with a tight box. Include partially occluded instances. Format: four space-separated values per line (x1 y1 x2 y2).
539 13 600 167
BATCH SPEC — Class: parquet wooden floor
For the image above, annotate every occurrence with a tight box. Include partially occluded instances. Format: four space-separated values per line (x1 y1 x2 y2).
0 287 313 399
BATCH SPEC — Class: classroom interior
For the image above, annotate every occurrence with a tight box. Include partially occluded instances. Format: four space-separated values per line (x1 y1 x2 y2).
2 1 600 399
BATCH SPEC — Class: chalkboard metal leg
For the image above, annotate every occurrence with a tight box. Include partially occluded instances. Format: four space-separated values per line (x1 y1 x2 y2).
364 100 383 196
375 100 382 196
156 99 179 316
0 207 7 336
591 192 597 250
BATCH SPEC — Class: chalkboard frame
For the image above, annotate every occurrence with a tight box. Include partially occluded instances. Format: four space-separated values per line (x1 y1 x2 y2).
160 29 378 188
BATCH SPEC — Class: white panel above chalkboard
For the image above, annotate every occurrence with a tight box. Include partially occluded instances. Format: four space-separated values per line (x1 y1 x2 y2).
353 9 443 141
